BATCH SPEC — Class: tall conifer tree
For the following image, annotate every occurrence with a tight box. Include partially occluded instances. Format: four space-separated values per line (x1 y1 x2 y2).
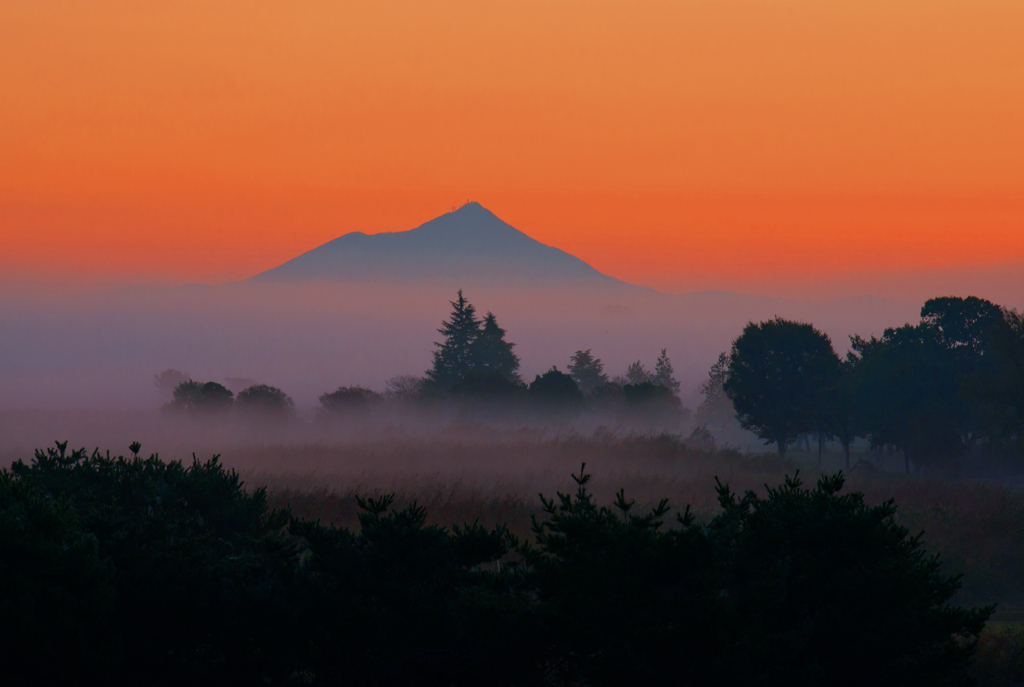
426 290 482 390
654 348 681 395
568 349 608 394
472 312 521 382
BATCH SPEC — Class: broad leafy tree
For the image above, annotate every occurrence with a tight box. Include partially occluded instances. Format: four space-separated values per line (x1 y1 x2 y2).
166 380 234 415
153 369 189 400
852 297 1004 472
236 384 295 420
831 357 864 470
317 386 382 425
921 296 1003 362
851 325 962 473
724 318 840 458
973 307 1024 442
921 296 1003 449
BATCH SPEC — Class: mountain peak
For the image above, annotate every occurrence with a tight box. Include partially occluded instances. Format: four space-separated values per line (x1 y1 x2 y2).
249 204 636 289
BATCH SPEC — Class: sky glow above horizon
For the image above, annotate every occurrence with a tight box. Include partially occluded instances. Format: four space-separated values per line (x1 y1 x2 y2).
2 0 1022 301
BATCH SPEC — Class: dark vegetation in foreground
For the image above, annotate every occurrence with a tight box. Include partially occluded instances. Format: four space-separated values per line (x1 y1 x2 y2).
2 440 1002 687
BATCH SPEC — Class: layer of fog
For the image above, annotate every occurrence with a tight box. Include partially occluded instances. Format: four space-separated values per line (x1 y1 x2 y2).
0 280 920 412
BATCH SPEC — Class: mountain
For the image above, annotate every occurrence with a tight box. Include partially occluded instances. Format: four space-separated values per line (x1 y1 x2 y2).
0 202 925 412
250 202 637 288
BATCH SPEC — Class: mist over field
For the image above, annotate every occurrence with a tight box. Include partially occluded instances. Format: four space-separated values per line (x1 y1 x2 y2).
0 279 920 412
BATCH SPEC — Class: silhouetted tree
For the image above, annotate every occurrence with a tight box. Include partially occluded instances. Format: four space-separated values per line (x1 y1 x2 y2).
711 471 990 686
319 386 381 416
654 348 681 395
921 296 1003 362
811 348 843 467
852 324 963 473
449 370 527 401
622 382 685 425
568 349 608 395
831 357 865 470
588 379 625 413
236 384 295 421
471 312 521 382
166 380 234 415
694 352 735 437
1 443 994 685
972 307 1024 443
921 296 1004 449
223 377 258 395
724 318 839 458
528 367 584 410
384 375 425 403
426 290 481 392
153 369 189 399
625 360 654 385
525 464 990 687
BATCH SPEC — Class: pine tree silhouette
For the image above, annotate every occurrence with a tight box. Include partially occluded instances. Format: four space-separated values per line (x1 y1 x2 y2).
426 290 482 391
472 312 521 382
654 348 681 395
568 349 608 394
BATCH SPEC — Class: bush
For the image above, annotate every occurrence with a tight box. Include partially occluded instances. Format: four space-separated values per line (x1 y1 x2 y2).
621 381 685 424
0 462 116 685
236 383 296 421
0 442 991 686
164 380 234 416
528 367 584 411
8 442 296 685
523 466 989 687
449 370 528 401
317 385 383 426
973 627 1024 687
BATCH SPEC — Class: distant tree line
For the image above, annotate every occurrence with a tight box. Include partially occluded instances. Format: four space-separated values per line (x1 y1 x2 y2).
162 378 296 422
156 290 686 428
719 296 1024 473
417 290 683 419
155 291 1024 474
1 441 989 685
176 289 687 427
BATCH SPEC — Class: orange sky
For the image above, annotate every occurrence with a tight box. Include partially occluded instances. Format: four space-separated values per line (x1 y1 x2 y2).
1 0 1022 298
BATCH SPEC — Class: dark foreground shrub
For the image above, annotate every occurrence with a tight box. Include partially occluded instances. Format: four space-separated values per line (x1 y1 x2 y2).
0 467 115 685
0 442 991 686
972 626 1024 687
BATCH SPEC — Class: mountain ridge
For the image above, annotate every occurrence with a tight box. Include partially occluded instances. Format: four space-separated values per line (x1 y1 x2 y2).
249 202 644 289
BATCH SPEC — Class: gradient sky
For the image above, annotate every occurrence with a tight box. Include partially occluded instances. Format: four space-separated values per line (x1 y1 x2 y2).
2 0 1022 299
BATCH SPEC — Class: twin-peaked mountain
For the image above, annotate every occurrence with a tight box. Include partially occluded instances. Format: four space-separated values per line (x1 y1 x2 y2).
250 202 636 288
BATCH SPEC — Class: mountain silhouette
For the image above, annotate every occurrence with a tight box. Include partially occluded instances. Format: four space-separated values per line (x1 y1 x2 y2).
250 202 635 287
